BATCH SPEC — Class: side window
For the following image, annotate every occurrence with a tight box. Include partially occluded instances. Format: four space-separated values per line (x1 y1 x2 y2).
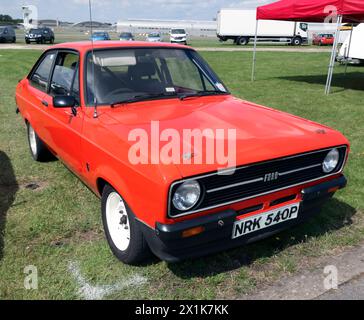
50 52 79 100
30 51 56 92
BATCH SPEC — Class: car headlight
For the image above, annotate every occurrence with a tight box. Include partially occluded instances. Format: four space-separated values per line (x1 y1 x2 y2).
323 148 340 173
172 180 201 211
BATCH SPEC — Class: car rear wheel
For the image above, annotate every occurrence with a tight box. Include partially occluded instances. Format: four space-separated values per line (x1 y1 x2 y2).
101 184 151 265
12 37 16 43
50 37 54 44
27 122 52 161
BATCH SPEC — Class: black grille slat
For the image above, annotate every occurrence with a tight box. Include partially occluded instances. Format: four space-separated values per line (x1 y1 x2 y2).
203 170 323 206
202 152 327 189
169 146 347 217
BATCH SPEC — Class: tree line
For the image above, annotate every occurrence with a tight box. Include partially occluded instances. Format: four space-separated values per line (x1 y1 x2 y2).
0 14 22 25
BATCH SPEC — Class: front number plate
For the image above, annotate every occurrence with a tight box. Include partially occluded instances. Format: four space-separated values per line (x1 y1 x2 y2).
232 202 300 239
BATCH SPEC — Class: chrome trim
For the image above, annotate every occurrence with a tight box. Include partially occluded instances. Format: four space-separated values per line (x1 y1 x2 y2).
167 145 348 219
206 163 323 194
206 177 264 194
279 163 322 176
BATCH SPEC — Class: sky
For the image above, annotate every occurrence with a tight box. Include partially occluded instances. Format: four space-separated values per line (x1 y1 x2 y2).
0 0 273 22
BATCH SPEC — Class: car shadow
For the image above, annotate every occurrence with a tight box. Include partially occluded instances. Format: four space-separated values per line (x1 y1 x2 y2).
167 197 356 279
0 151 18 260
278 71 364 92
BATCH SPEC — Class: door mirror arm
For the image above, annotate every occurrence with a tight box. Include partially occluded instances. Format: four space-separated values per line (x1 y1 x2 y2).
53 95 78 116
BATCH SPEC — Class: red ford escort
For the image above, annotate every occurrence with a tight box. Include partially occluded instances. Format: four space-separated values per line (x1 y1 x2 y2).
15 41 349 264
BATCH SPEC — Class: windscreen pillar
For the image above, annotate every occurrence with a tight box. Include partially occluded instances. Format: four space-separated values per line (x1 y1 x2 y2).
251 19 259 81
325 15 343 95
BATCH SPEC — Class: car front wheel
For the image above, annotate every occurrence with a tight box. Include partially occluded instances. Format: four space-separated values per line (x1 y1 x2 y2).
27 122 52 161
101 185 151 264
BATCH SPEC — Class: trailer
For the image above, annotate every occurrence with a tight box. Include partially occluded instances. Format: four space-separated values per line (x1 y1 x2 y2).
217 9 308 45
338 24 364 64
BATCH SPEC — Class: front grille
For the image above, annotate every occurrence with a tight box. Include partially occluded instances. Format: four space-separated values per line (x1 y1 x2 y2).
168 146 347 217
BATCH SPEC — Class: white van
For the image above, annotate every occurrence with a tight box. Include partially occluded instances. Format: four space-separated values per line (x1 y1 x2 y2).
170 29 187 45
338 24 364 64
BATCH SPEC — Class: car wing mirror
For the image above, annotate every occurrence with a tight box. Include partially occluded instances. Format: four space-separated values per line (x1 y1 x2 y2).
53 95 77 116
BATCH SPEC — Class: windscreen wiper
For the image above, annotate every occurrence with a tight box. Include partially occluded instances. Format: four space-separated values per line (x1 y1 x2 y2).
178 90 228 101
110 93 176 108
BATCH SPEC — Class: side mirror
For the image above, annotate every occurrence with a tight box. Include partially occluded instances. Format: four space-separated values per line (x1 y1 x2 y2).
53 95 76 108
53 96 77 116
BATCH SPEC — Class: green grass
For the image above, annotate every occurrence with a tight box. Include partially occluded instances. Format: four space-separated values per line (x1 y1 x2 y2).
0 49 363 300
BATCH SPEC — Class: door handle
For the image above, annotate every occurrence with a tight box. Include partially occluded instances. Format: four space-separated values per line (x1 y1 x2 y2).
41 100 48 107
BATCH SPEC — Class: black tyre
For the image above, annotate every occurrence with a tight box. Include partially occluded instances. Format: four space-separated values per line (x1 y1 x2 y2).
237 37 249 45
50 37 54 44
292 37 302 46
27 122 52 162
12 37 16 43
25 39 30 44
101 184 151 265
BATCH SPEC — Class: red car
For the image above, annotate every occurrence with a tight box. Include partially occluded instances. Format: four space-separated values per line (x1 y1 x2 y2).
15 41 349 264
313 33 335 46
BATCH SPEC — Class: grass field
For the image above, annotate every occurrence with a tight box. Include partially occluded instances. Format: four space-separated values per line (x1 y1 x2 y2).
0 48 363 299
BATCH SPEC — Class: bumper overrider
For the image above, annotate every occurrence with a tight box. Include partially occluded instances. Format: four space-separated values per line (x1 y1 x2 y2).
138 176 347 262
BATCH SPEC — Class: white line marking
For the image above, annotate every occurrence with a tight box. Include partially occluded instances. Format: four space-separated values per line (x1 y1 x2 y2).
68 261 147 300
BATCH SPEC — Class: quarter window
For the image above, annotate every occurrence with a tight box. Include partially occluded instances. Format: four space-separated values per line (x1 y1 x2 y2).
30 51 56 92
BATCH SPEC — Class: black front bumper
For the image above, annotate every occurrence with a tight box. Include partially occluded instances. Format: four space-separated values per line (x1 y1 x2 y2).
139 176 347 262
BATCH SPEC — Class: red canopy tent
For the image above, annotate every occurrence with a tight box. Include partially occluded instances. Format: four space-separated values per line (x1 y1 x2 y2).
251 0 364 94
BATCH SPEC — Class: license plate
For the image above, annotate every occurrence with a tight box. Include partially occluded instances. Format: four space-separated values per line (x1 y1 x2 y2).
232 202 300 239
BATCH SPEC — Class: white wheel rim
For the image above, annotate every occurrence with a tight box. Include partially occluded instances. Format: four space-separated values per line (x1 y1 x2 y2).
105 192 131 251
28 126 37 156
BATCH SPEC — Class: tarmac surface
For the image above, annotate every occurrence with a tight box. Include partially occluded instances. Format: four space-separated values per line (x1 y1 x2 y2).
246 243 364 300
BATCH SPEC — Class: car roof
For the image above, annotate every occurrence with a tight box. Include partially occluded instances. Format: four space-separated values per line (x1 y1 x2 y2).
51 41 193 53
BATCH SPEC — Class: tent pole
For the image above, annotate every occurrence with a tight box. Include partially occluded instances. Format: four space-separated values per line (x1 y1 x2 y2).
344 24 354 75
251 19 259 81
325 15 343 95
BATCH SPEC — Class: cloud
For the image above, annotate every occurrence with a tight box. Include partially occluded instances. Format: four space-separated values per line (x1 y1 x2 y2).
0 0 274 21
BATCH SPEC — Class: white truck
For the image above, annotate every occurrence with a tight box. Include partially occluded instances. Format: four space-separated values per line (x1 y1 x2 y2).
217 9 308 46
338 24 364 64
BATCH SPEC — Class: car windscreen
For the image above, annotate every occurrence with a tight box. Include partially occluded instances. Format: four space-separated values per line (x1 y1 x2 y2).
29 29 42 34
149 34 160 37
93 32 106 37
85 48 228 106
171 29 185 34
121 33 132 37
